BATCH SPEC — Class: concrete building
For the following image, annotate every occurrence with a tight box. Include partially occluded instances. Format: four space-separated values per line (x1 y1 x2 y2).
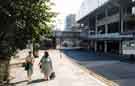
65 14 76 31
77 0 135 55
54 30 80 49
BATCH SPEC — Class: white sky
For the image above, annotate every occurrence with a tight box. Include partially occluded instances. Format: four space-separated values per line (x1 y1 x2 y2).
53 0 83 15
52 0 83 30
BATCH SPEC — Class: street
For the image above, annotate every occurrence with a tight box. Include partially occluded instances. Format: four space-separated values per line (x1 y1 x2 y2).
62 49 135 86
9 50 108 86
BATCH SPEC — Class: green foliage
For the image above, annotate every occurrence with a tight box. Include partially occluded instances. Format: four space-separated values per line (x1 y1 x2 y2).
15 0 56 41
0 0 56 56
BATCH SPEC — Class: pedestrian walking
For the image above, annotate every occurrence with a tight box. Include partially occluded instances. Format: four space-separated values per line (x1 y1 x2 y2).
39 51 53 80
25 51 34 81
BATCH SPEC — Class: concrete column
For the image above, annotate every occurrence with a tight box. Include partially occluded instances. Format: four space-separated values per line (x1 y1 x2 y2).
104 41 107 53
88 16 91 51
104 8 108 53
119 8 124 55
105 8 108 34
105 24 108 34
104 23 108 53
95 16 98 34
95 16 98 52
105 8 108 17
120 7 124 32
94 41 97 52
119 41 122 55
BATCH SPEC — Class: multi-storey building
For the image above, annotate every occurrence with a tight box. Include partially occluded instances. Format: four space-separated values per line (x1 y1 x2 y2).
77 0 135 55
65 14 76 31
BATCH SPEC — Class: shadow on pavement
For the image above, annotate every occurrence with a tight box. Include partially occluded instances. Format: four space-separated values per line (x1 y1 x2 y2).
10 80 28 85
28 79 46 84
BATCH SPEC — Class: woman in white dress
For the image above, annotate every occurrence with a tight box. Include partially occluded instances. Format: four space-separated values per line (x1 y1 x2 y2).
39 51 53 80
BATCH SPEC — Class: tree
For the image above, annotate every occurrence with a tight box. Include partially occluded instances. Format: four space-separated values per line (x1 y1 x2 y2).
15 0 56 48
0 0 56 82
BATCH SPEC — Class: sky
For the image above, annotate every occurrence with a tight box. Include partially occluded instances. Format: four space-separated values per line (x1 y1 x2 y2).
52 0 109 30
52 0 83 30
53 0 83 16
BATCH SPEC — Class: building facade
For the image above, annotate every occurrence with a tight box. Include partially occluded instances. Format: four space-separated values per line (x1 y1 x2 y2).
54 30 80 49
65 14 76 31
77 0 135 55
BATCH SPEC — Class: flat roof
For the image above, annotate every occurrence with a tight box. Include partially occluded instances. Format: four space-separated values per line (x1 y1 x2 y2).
77 0 132 23
77 0 109 21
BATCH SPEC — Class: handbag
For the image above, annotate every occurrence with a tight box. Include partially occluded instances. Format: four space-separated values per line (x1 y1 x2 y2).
22 63 29 70
39 65 42 69
49 72 56 80
22 62 26 67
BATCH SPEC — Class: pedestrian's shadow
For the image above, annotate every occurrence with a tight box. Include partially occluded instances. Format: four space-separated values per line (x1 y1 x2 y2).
28 79 46 84
10 80 28 85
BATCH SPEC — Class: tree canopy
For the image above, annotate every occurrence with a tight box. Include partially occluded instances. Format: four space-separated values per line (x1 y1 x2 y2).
0 0 56 57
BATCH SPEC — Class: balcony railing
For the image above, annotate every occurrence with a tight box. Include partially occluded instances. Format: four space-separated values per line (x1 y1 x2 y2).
80 32 134 40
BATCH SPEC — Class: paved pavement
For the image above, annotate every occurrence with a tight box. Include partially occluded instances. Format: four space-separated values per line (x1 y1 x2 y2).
10 49 30 66
62 49 135 86
9 50 108 86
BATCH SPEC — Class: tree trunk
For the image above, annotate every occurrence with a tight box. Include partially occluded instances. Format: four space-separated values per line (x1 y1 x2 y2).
0 59 9 84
